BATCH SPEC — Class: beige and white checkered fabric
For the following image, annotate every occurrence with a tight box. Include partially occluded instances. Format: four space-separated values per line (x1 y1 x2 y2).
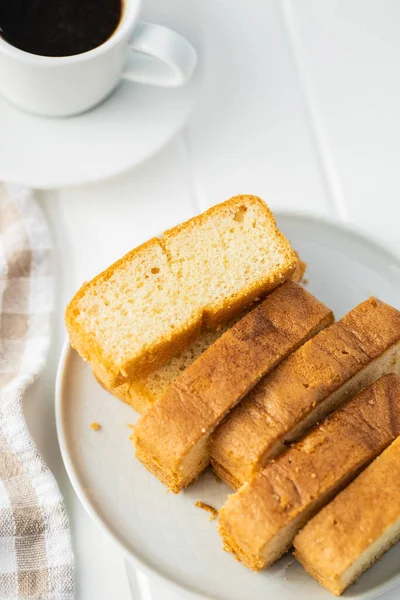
0 185 74 599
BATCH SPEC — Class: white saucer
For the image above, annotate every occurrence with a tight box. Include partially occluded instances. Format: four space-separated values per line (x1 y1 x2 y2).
0 74 199 189
56 214 400 600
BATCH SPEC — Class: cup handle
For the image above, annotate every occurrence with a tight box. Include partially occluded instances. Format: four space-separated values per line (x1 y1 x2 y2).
122 21 197 87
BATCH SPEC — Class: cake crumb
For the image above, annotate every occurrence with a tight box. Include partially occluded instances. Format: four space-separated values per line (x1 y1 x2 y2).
125 424 135 441
302 278 309 285
90 422 101 431
195 501 218 520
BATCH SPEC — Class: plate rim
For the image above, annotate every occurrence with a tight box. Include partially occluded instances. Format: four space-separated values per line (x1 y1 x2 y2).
55 212 400 600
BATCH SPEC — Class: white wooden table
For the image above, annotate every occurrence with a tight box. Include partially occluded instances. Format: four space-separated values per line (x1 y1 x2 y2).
26 0 400 597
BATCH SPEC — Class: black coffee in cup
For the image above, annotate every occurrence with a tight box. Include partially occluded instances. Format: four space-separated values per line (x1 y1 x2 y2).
0 0 123 57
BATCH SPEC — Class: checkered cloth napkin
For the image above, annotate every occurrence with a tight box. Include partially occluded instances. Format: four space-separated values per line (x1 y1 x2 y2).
0 185 74 599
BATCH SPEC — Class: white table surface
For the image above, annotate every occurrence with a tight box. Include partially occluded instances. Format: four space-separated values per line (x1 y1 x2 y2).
23 0 400 598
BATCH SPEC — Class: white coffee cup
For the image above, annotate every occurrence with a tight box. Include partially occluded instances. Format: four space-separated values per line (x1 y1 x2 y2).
0 0 197 118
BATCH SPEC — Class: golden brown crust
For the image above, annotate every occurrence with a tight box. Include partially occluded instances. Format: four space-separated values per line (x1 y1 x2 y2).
290 254 307 284
218 374 400 571
219 518 266 571
211 459 243 491
211 297 400 488
135 443 209 493
133 282 333 492
294 434 400 596
65 195 298 388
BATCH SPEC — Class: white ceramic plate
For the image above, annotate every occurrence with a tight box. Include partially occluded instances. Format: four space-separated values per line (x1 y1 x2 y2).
56 214 400 600
0 66 199 190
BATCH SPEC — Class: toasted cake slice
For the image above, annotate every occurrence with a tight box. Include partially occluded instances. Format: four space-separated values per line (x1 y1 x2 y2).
219 374 400 571
211 297 400 490
94 258 307 414
133 282 333 492
294 434 400 596
66 195 298 388
94 326 231 414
